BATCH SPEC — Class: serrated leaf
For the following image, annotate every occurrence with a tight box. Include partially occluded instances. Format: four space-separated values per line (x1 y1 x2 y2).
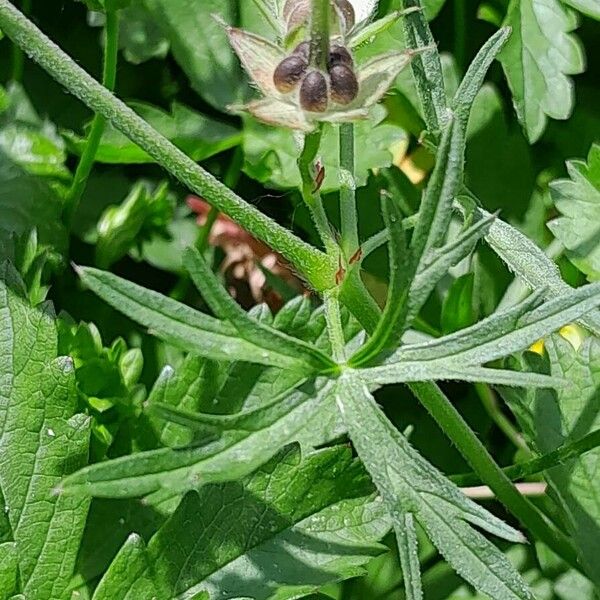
76 266 315 371
183 247 336 373
499 335 600 587
336 374 533 600
548 144 600 281
65 102 240 164
0 266 90 599
93 445 389 600
499 0 585 143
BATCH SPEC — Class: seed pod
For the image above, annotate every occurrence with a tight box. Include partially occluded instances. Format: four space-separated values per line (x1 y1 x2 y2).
329 64 359 105
283 0 310 32
273 55 309 93
329 44 353 68
293 41 310 62
300 71 328 112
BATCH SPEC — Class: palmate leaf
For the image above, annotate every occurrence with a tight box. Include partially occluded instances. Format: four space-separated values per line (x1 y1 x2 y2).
92 445 389 600
548 144 600 281
499 0 585 143
76 265 322 372
499 334 600 588
0 265 90 599
335 374 533 600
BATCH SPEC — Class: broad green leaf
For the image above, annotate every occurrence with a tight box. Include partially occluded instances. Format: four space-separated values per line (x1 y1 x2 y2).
183 247 336 373
548 144 600 281
76 266 314 371
119 0 169 64
336 374 533 600
0 266 90 599
93 445 389 600
499 335 600 587
0 541 18 599
58 379 335 498
143 0 246 110
65 102 240 164
499 0 585 143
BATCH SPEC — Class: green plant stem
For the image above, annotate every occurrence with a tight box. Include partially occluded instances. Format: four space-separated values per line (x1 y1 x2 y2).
409 380 582 573
10 0 31 81
63 8 120 226
298 127 338 255
310 0 330 70
451 428 600 487
339 123 358 259
453 0 467 72
474 382 532 455
0 0 336 292
324 289 346 362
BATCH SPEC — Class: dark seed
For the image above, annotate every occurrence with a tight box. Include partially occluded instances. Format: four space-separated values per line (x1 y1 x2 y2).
293 41 310 62
334 0 355 30
329 44 353 68
273 55 308 93
300 71 328 113
329 64 358 105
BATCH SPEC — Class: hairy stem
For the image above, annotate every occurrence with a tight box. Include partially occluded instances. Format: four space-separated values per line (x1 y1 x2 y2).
324 289 346 362
452 428 600 487
64 8 120 225
298 127 338 255
310 0 330 70
10 0 31 81
339 123 359 258
0 0 336 291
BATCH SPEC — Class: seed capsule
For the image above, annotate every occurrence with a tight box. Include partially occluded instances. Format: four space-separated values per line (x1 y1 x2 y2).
300 71 328 112
329 64 359 105
329 44 353 68
334 0 356 30
273 55 308 93
293 41 310 62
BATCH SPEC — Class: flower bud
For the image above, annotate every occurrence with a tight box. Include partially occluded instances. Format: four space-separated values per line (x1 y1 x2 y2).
300 70 328 112
274 55 309 93
329 44 353 68
293 41 311 62
329 64 359 105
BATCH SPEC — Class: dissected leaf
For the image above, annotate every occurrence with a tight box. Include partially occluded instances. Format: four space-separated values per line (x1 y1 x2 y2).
93 445 389 599
548 144 600 281
0 265 90 599
336 374 533 600
499 0 585 142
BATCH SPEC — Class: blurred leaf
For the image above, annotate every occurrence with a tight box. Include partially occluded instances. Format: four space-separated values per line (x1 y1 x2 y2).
77 0 131 11
65 101 241 164
244 105 407 192
0 265 90 599
0 82 70 179
499 334 600 587
499 0 585 143
95 181 175 268
561 0 600 19
92 444 389 600
119 0 169 64
441 272 476 334
143 0 246 109
548 144 600 281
